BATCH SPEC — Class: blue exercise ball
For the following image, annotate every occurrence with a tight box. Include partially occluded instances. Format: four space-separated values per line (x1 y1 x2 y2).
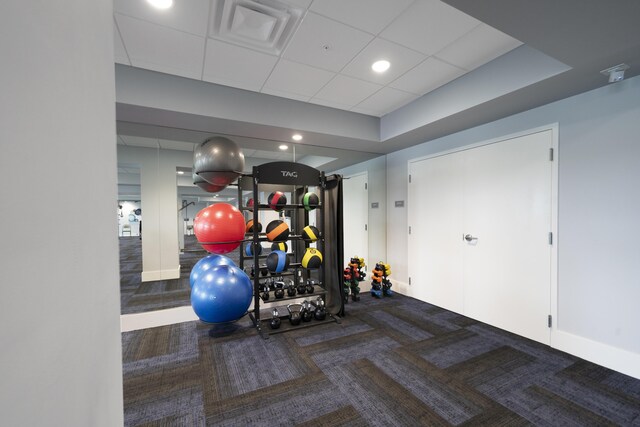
191 265 253 323
189 254 236 288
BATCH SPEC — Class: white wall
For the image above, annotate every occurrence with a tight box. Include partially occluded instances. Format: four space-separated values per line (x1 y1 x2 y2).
332 155 387 275
384 75 640 377
0 1 123 425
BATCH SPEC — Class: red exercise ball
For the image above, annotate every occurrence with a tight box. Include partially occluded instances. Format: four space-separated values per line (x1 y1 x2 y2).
194 203 244 254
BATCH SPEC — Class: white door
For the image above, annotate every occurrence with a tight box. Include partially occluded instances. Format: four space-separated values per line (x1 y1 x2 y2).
408 153 464 313
343 173 368 268
462 130 552 344
408 129 553 345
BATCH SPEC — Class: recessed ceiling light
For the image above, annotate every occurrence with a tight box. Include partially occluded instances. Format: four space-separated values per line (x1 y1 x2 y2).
279 144 288 150
177 170 184 175
292 134 303 141
372 60 390 73
147 0 173 10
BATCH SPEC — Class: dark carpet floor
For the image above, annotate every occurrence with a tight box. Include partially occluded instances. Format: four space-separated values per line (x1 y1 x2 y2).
122 292 640 426
119 235 240 314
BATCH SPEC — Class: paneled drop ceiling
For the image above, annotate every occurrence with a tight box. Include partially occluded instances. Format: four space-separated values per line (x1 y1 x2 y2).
114 0 640 170
114 0 522 117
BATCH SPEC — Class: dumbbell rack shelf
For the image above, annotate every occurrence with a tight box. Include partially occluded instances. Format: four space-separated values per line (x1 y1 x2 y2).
238 161 341 339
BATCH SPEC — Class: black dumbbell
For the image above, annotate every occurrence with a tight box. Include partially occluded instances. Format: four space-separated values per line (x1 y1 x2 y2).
269 308 281 329
287 303 302 326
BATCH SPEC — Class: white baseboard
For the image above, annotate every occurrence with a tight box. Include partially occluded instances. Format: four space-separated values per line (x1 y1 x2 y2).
552 329 640 380
121 305 197 332
141 267 181 282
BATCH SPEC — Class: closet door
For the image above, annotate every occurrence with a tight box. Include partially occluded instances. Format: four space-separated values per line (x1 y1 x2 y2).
408 152 464 313
462 130 553 344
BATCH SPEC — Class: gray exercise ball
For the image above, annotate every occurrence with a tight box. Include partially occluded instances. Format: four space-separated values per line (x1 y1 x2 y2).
193 136 245 186
193 172 226 193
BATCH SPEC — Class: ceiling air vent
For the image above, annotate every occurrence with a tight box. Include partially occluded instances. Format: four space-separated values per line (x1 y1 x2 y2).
210 0 304 55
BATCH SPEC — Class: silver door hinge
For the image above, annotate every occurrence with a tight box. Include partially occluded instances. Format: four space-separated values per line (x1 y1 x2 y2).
409 277 412 285
365 183 368 190
409 174 412 183
548 232 553 245
365 224 367 231
409 226 412 234
548 315 552 328
549 148 554 161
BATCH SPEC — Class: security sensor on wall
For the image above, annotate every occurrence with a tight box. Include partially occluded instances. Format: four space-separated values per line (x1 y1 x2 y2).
600 63 630 83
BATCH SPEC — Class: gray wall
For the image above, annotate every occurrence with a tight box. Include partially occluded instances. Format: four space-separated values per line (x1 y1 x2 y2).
381 75 640 374
0 1 123 425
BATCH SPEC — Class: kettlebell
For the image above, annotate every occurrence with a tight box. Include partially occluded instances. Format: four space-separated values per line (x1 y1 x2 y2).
296 283 307 295
314 297 326 321
301 300 313 322
274 288 285 299
287 303 302 326
286 284 297 297
269 309 281 329
305 281 315 295
261 289 270 302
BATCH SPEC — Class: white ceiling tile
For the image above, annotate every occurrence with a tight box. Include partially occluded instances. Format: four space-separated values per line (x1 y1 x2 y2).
261 87 311 102
202 39 278 91
263 59 336 97
282 12 374 72
116 14 206 80
307 97 353 111
389 56 466 95
114 0 210 36
341 38 426 85
113 20 130 65
313 74 383 106
435 24 523 71
309 0 414 35
355 87 418 115
380 0 480 55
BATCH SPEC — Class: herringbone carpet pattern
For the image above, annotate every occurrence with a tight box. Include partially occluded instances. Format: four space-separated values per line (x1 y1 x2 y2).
122 292 640 426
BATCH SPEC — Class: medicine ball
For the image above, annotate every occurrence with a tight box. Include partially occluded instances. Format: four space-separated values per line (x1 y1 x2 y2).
301 248 323 269
244 242 262 257
266 220 289 242
268 191 287 211
302 192 319 211
266 250 289 273
245 219 262 234
271 242 288 252
301 225 320 242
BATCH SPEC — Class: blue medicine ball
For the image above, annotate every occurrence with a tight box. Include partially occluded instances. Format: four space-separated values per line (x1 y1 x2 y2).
266 250 289 273
190 265 253 323
189 254 236 288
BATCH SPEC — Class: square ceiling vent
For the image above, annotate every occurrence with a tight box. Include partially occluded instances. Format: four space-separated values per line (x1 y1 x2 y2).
210 0 304 55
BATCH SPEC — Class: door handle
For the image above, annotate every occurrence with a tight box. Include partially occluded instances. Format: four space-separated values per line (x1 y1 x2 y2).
464 234 478 242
